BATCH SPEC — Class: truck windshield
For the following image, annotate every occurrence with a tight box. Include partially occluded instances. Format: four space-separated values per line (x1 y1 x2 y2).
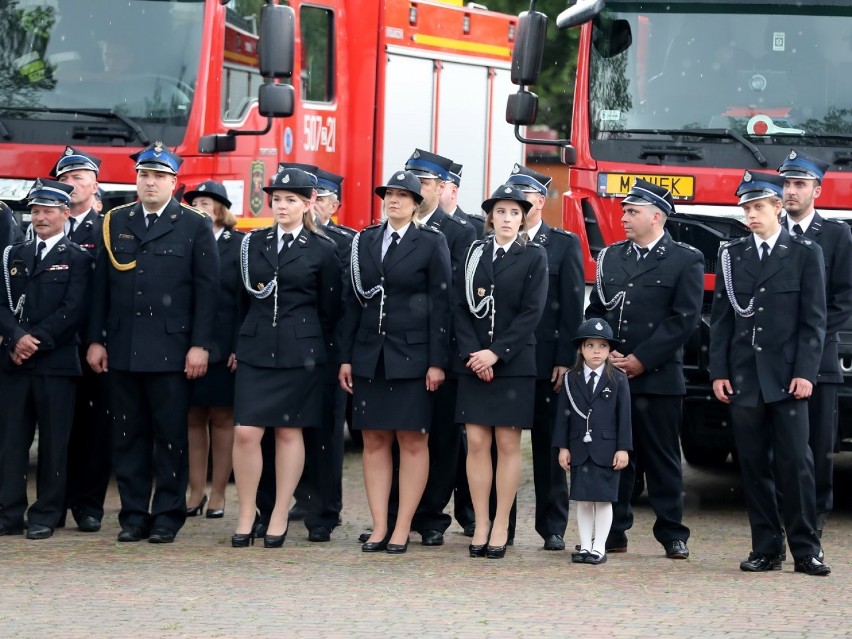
0 0 204 143
588 3 852 141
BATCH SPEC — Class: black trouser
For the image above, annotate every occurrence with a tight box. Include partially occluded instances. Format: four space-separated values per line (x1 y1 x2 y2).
530 380 570 539
808 382 838 518
298 382 346 531
609 394 689 547
731 395 820 559
0 373 76 529
64 362 111 523
109 370 189 534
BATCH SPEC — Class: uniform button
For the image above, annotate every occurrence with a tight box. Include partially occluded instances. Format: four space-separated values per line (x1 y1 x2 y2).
757 327 763 332
758 307 764 312
755 346 762 352
628 283 634 288
625 301 631 305
137 291 142 296
759 287 766 292
381 331 386 335
135 312 141 317
138 269 144 274
142 250 147 255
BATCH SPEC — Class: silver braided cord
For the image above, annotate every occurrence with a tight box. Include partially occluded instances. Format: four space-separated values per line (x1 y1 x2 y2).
595 245 625 310
240 230 279 327
562 371 593 443
464 243 494 318
721 247 755 317
2 245 25 318
350 230 386 333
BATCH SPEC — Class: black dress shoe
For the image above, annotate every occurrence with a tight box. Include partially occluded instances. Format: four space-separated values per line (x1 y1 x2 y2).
186 495 207 517
420 530 444 546
585 550 607 565
263 529 288 548
308 527 332 542
361 537 389 552
665 540 689 559
149 527 176 544
386 539 409 554
231 533 254 547
205 508 225 519
117 527 148 542
77 516 101 533
469 543 487 558
0 523 25 536
26 524 54 540
486 544 507 559
462 523 476 537
571 550 590 563
740 552 782 572
605 535 628 553
358 531 371 544
543 534 565 551
794 555 831 576
288 505 307 521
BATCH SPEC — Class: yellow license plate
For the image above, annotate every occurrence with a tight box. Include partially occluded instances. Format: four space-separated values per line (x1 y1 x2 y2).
599 174 695 200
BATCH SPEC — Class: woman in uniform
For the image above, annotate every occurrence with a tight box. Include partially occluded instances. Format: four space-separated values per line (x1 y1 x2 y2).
455 185 547 558
231 168 342 548
338 171 452 554
184 181 244 519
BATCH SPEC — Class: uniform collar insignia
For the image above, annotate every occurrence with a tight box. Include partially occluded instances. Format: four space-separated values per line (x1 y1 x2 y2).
223 230 231 240
57 244 66 252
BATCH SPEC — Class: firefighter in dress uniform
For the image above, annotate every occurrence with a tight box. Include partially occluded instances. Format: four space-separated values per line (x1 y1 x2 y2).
440 162 485 239
87 143 219 544
709 170 829 576
0 179 92 539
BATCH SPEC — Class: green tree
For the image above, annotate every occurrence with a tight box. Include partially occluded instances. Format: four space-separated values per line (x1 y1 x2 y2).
488 0 580 136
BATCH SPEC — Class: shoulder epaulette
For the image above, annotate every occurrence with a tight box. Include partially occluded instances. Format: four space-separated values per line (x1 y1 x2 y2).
325 224 352 238
828 218 847 225
181 202 209 218
106 201 135 216
550 227 572 237
527 240 546 251
419 223 441 235
674 240 699 252
468 212 485 221
722 236 747 249
790 234 817 249
313 230 337 246
611 239 630 247
446 214 467 226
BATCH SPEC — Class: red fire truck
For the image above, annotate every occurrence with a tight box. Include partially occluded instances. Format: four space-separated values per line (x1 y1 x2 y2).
509 0 852 463
0 0 522 229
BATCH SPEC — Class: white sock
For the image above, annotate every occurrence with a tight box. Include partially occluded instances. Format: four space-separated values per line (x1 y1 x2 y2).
577 501 595 551
591 502 613 555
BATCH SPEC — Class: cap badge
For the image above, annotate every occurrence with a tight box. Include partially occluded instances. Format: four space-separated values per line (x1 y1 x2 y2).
504 187 512 194
743 171 752 182
154 141 164 153
283 174 290 184
199 184 206 191
512 164 520 174
789 150 797 159
64 146 74 156
413 150 420 158
477 287 486 297
595 322 603 330
33 178 43 190
397 174 404 180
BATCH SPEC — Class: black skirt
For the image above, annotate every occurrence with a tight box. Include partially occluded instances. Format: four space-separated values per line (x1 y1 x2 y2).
351 357 433 432
455 375 535 428
570 461 621 502
190 361 235 408
234 362 322 428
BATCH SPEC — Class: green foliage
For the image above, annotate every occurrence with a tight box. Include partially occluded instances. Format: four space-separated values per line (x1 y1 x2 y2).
487 0 579 135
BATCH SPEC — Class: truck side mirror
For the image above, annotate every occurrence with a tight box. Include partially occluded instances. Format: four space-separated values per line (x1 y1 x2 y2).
556 0 605 30
511 10 547 86
259 3 295 78
506 90 539 126
258 82 294 117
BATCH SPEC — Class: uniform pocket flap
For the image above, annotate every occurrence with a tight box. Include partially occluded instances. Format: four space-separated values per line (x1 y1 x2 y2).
772 279 800 293
644 275 675 287
601 430 617 439
154 244 186 257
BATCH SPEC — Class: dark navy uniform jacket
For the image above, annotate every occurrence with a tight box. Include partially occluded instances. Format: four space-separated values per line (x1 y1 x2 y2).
0 236 92 375
425 207 476 278
339 221 452 380
784 213 852 383
586 231 704 395
454 206 485 240
320 222 354 382
68 209 103 254
88 198 219 372
210 228 246 364
529 222 585 379
237 226 341 370
709 229 826 405
454 238 548 377
553 367 632 467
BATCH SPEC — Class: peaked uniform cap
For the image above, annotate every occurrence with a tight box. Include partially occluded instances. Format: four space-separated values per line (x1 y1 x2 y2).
375 170 423 204
778 149 830 182
130 142 182 175
736 170 785 204
622 178 675 216
263 168 316 198
51 145 102 177
27 178 74 207
572 318 620 349
481 184 533 215
184 180 232 209
446 163 463 186
506 163 552 195
315 169 344 200
404 149 453 180
277 162 319 186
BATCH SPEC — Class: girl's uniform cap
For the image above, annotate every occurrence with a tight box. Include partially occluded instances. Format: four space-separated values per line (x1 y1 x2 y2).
572 318 620 349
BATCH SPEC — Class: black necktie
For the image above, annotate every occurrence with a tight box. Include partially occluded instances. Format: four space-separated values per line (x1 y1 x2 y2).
587 370 597 396
494 247 506 262
68 218 76 236
383 231 400 266
34 241 46 270
793 223 804 236
760 241 770 265
146 213 157 229
636 246 650 260
278 233 293 260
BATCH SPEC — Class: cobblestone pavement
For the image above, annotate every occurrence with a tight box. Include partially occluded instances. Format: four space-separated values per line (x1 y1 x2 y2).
2 437 851 638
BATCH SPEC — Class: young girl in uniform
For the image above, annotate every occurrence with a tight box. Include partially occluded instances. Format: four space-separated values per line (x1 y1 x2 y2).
553 318 632 564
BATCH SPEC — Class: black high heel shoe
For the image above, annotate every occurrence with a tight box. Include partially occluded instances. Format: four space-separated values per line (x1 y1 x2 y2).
186 495 207 517
486 544 507 559
205 501 225 519
469 543 487 558
386 538 409 554
263 528 288 548
231 532 254 547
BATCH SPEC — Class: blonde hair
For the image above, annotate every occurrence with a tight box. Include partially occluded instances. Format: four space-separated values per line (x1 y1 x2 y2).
483 202 529 244
214 201 238 229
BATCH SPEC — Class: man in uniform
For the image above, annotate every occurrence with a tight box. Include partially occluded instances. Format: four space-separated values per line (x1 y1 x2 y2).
509 164 584 550
440 162 485 238
586 178 702 559
52 146 110 533
0 179 92 539
778 149 852 546
709 170 829 575
87 142 219 544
